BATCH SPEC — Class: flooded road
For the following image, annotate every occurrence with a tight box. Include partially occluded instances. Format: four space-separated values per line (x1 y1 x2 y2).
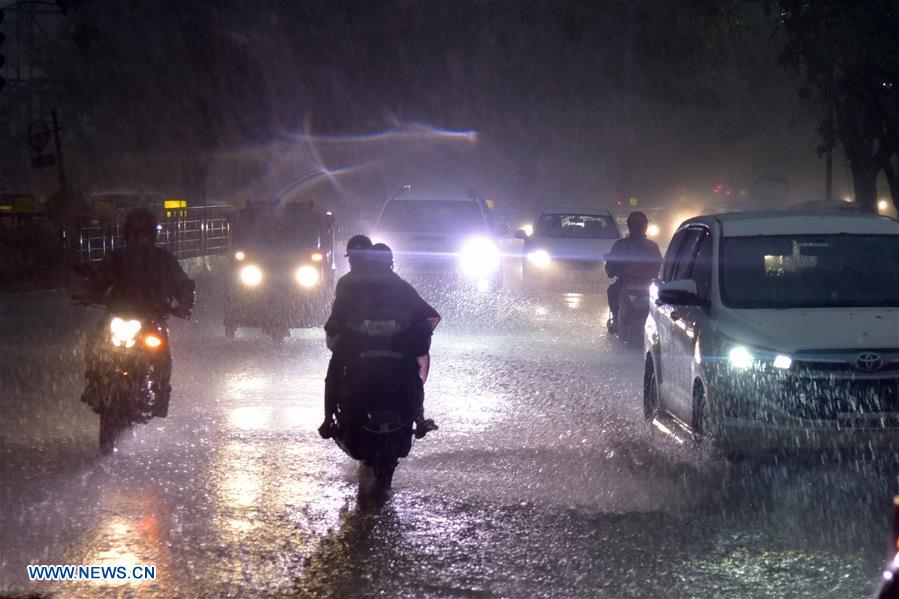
0 281 894 598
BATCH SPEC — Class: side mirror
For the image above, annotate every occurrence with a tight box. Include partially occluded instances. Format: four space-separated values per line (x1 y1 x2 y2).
514 229 528 240
657 279 706 307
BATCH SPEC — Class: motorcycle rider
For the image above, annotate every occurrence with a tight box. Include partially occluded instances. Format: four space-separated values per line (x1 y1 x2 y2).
318 241 440 440
605 211 662 332
80 208 195 417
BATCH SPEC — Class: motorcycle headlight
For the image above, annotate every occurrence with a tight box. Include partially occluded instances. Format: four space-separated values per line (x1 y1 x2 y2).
296 265 320 288
143 334 163 349
459 237 500 277
110 317 141 348
527 249 551 269
240 264 263 286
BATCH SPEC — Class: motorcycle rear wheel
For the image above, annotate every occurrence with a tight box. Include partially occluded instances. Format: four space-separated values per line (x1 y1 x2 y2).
99 411 128 454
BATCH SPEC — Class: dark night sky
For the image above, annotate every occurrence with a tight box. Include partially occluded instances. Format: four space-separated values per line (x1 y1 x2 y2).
10 0 854 210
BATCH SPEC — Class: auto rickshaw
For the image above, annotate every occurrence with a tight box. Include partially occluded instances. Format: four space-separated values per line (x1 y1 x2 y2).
223 199 336 339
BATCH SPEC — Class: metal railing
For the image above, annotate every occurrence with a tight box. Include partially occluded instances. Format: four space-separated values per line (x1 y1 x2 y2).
75 206 232 263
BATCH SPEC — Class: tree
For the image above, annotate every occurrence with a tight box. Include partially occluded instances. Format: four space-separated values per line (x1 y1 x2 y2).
771 0 899 212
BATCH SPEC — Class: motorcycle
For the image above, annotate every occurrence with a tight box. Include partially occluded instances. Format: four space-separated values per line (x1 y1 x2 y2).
74 265 191 453
329 318 426 489
607 282 650 348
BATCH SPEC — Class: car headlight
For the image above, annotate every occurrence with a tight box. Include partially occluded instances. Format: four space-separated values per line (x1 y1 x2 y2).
728 345 792 370
234 251 245 261
646 224 660 237
526 249 551 269
728 346 754 369
240 264 263 286
110 317 141 348
296 265 320 288
143 334 163 349
459 237 500 277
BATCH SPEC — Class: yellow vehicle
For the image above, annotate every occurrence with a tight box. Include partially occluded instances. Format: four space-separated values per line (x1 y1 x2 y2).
224 200 336 339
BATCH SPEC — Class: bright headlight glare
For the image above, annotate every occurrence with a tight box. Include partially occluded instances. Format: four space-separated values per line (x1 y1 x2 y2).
240 264 263 286
646 224 660 237
459 237 500 276
773 355 792 369
110 317 141 348
296 265 320 288
234 251 245 261
527 249 551 269
728 346 754 369
310 252 323 262
144 334 163 349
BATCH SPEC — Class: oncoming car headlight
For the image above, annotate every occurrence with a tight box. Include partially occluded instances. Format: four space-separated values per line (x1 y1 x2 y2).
526 249 551 269
459 237 500 277
110 317 141 348
295 265 320 288
240 264 263 286
646 224 660 238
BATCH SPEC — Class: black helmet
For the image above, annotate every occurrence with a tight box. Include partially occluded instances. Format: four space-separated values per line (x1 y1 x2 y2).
626 211 649 236
123 208 159 244
369 242 394 269
345 234 373 257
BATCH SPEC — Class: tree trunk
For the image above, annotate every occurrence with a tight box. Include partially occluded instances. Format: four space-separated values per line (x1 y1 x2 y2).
849 161 879 213
882 154 899 212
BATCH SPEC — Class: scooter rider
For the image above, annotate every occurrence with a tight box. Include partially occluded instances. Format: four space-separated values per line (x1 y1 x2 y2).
605 211 662 332
318 241 440 439
80 208 195 416
318 234 373 438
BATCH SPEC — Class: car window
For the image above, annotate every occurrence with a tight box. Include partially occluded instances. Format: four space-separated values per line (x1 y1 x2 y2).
534 213 618 239
671 228 704 281
689 229 713 300
379 200 486 234
662 229 688 281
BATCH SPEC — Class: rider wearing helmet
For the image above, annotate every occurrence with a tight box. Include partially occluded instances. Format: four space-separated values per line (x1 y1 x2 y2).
318 240 440 439
82 208 195 415
604 211 662 331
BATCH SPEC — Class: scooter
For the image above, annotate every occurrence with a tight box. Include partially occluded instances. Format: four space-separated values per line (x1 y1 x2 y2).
608 282 650 348
328 319 428 489
80 310 172 453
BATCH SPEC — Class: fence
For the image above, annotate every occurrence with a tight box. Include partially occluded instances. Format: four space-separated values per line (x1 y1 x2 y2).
75 206 231 263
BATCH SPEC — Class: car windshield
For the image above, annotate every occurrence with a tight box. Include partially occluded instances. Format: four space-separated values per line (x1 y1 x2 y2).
379 200 485 234
721 234 899 308
534 213 618 239
234 210 324 250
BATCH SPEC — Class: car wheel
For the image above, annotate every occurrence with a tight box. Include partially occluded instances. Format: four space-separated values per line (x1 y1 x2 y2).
691 381 713 447
643 357 659 421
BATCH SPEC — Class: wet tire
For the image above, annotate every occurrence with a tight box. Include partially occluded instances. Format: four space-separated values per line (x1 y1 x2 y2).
692 382 712 448
373 460 397 490
643 358 660 421
99 411 126 454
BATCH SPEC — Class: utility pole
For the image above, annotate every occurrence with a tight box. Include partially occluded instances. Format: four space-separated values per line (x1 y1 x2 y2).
51 109 67 196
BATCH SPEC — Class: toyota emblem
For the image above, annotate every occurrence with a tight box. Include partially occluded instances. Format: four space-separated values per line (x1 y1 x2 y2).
855 352 884 372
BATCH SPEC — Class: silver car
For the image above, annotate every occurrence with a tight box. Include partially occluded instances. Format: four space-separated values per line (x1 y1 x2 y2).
644 210 899 455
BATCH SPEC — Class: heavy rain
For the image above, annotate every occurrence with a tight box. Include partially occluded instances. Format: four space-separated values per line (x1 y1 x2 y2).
1 2 898 598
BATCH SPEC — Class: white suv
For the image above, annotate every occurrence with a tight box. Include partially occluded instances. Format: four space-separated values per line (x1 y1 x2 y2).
372 190 504 293
644 211 899 455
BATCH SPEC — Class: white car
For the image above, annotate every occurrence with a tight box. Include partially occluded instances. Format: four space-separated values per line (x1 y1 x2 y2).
644 210 899 455
372 190 505 293
515 208 621 285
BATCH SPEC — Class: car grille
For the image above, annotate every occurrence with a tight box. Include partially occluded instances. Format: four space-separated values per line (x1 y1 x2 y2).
776 376 899 420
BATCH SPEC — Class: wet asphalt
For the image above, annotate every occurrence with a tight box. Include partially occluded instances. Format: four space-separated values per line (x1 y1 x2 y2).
0 274 895 598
